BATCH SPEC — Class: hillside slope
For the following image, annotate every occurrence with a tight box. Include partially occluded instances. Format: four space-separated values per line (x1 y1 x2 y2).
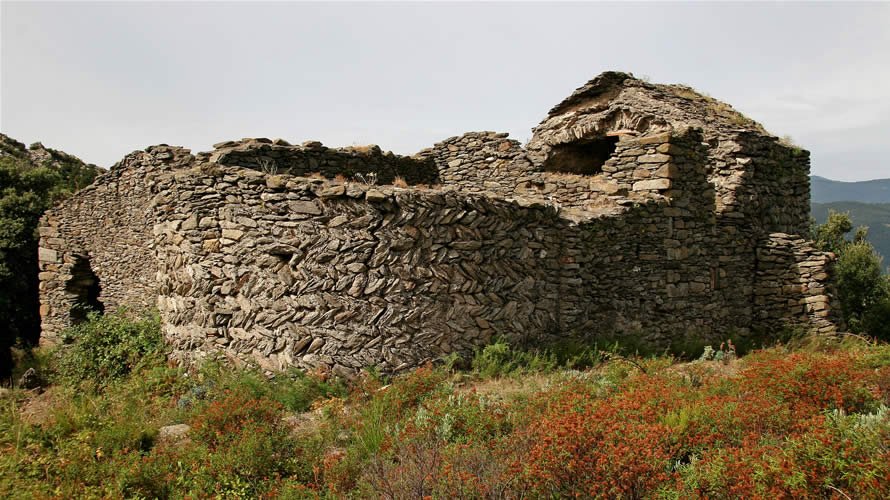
812 201 890 269
812 175 890 204
0 133 100 190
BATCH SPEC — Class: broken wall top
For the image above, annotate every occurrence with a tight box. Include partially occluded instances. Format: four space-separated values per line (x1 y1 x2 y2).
526 71 795 166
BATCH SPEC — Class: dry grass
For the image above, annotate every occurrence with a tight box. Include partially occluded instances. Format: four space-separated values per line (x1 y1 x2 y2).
16 387 60 426
457 372 554 401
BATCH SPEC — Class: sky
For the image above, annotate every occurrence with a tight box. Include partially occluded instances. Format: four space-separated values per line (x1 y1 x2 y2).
1 1 889 181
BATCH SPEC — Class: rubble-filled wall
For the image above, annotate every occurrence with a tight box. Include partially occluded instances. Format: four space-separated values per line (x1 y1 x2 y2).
206 138 439 185
525 72 812 237
37 146 194 344
416 132 534 197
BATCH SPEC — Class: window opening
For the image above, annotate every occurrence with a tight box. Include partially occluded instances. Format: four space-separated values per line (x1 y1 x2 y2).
543 136 619 175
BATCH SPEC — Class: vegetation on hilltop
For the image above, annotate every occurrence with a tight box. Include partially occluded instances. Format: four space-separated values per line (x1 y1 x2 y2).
0 140 100 379
2 313 890 498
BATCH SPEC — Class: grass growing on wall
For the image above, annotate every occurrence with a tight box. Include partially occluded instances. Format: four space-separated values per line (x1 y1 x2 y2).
2 314 890 498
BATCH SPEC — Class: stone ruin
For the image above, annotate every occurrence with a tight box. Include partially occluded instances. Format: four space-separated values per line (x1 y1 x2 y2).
37 72 841 375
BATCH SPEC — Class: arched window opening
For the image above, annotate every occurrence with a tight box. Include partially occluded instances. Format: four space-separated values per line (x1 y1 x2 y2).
65 255 104 324
543 136 619 176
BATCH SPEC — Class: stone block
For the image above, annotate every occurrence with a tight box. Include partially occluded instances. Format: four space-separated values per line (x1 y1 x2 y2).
653 164 678 178
38 247 59 263
632 179 672 191
365 190 388 202
221 229 244 241
636 132 672 145
289 200 322 215
318 185 346 198
266 175 286 189
638 154 671 164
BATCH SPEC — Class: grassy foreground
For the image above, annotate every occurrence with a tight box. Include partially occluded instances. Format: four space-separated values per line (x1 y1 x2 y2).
2 315 889 499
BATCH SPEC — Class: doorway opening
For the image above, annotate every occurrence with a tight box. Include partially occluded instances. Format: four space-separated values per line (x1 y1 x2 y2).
65 255 104 324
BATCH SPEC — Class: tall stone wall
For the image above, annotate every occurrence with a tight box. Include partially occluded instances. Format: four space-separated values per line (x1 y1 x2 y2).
37 145 194 344
559 129 727 341
754 234 840 334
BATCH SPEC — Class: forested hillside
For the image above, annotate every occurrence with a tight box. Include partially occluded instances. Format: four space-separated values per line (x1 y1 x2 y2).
812 176 890 204
0 134 100 377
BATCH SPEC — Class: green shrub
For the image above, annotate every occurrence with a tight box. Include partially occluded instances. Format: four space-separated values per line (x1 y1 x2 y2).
837 241 888 331
863 298 890 341
55 311 164 387
472 340 536 377
0 155 99 379
187 361 345 413
812 212 890 333
470 338 604 378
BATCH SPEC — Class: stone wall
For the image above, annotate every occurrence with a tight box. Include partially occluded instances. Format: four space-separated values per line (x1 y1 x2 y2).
37 72 842 374
416 132 534 198
558 129 727 341
146 127 837 375
754 234 840 334
37 146 194 344
152 164 572 375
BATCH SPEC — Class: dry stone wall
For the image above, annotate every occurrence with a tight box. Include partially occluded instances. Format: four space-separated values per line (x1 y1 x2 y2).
152 164 573 374
149 127 835 374
416 132 534 198
754 234 840 334
37 146 194 344
37 71 842 374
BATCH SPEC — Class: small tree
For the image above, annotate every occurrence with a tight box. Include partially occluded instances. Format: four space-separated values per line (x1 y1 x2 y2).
812 210 853 254
812 211 890 339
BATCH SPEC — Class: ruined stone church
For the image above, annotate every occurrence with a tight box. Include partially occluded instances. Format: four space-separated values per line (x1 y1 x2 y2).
37 72 839 375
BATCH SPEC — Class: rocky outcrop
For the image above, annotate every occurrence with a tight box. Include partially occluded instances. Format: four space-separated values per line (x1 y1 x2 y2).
0 133 100 183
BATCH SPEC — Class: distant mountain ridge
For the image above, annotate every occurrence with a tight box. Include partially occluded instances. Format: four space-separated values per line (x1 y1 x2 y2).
810 175 889 272
811 175 890 204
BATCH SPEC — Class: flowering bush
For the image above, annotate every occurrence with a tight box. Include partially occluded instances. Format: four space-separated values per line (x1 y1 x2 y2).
3 334 890 498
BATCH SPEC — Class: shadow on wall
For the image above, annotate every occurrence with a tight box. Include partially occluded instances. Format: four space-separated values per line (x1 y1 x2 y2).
65 255 104 325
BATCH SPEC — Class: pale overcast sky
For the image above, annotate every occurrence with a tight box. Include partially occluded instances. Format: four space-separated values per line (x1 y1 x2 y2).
2 1 889 181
